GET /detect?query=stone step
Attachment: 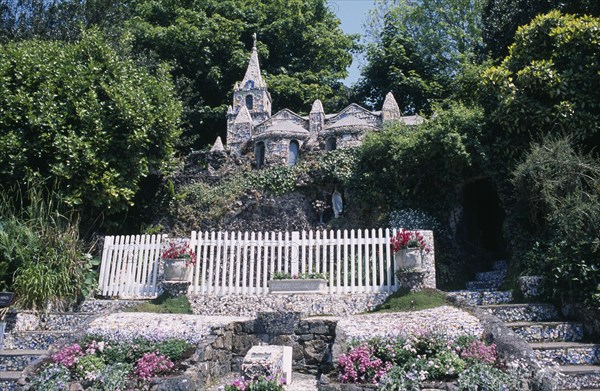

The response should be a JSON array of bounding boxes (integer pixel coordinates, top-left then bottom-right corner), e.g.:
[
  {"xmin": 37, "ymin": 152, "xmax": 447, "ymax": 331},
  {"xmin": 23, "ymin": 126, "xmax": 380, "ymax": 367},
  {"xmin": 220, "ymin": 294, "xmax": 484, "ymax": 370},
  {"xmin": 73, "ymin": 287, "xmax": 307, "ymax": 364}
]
[
  {"xmin": 480, "ymin": 303, "xmax": 559, "ymax": 322},
  {"xmin": 508, "ymin": 321, "xmax": 584, "ymax": 343},
  {"xmin": 556, "ymin": 365, "xmax": 600, "ymax": 390},
  {"xmin": 11, "ymin": 312, "xmax": 96, "ymax": 332},
  {"xmin": 0, "ymin": 370, "xmax": 21, "ymax": 390},
  {"xmin": 2, "ymin": 331, "xmax": 75, "ymax": 350},
  {"xmin": 465, "ymin": 280, "xmax": 503, "ymax": 291},
  {"xmin": 475, "ymin": 270, "xmax": 507, "ymax": 282},
  {"xmin": 492, "ymin": 260, "xmax": 508, "ymax": 271},
  {"xmin": 531, "ymin": 342, "xmax": 600, "ymax": 366},
  {"xmin": 446, "ymin": 290, "xmax": 512, "ymax": 306},
  {"xmin": 0, "ymin": 349, "xmax": 49, "ymax": 371},
  {"xmin": 40, "ymin": 313, "xmax": 95, "ymax": 332}
]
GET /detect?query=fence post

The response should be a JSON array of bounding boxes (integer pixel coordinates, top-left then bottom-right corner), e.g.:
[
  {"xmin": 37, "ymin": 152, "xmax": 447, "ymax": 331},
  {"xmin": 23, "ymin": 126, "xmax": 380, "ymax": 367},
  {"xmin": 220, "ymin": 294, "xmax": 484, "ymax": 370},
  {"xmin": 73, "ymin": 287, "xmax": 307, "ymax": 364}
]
[{"xmin": 290, "ymin": 231, "xmax": 300, "ymax": 277}]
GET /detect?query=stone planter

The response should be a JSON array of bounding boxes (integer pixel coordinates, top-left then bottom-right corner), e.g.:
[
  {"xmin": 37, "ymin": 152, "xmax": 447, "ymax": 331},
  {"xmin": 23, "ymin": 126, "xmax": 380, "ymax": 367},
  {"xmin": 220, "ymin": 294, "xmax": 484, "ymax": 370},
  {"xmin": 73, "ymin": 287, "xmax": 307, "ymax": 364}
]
[
  {"xmin": 394, "ymin": 248, "xmax": 422, "ymax": 270},
  {"xmin": 268, "ymin": 279, "xmax": 327, "ymax": 294},
  {"xmin": 163, "ymin": 258, "xmax": 192, "ymax": 282},
  {"xmin": 396, "ymin": 269, "xmax": 427, "ymax": 293}
]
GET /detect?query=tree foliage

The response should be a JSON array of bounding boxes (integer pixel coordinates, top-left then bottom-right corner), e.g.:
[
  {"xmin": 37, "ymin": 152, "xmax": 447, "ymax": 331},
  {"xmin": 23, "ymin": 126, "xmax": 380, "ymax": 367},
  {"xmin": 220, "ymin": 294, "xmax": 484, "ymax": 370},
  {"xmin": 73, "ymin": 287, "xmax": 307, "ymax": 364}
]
[
  {"xmin": 356, "ymin": 104, "xmax": 484, "ymax": 215},
  {"xmin": 482, "ymin": 0, "xmax": 600, "ymax": 61},
  {"xmin": 0, "ymin": 30, "xmax": 182, "ymax": 219},
  {"xmin": 357, "ymin": 0, "xmax": 484, "ymax": 113},
  {"xmin": 126, "ymin": 0, "xmax": 355, "ymax": 149},
  {"xmin": 482, "ymin": 11, "xmax": 600, "ymax": 168}
]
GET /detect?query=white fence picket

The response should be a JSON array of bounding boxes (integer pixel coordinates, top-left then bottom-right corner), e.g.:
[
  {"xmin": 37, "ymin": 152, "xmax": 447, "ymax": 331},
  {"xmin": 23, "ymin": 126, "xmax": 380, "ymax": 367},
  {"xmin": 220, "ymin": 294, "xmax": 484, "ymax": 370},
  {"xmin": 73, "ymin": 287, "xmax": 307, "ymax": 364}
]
[
  {"xmin": 98, "ymin": 234, "xmax": 163, "ymax": 298},
  {"xmin": 99, "ymin": 228, "xmax": 417, "ymax": 297}
]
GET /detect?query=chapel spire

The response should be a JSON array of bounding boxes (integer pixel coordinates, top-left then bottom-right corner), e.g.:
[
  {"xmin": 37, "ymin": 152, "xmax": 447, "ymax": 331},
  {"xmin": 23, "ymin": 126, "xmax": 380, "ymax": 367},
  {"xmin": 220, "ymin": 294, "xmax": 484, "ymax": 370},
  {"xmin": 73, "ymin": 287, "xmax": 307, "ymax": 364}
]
[{"xmin": 241, "ymin": 33, "xmax": 266, "ymax": 89}]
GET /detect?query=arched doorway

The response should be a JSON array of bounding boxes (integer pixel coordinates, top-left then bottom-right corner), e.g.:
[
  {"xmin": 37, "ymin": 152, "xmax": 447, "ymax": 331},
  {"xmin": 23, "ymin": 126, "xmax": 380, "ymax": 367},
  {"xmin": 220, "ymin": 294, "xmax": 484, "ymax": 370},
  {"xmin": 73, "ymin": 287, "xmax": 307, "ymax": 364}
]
[{"xmin": 326, "ymin": 137, "xmax": 337, "ymax": 151}]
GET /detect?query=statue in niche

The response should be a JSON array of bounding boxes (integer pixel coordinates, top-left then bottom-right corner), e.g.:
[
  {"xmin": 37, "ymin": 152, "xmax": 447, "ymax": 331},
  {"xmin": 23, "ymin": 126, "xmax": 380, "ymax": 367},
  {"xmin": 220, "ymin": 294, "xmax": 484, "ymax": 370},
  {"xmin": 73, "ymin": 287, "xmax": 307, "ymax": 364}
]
[{"xmin": 332, "ymin": 190, "xmax": 343, "ymax": 218}]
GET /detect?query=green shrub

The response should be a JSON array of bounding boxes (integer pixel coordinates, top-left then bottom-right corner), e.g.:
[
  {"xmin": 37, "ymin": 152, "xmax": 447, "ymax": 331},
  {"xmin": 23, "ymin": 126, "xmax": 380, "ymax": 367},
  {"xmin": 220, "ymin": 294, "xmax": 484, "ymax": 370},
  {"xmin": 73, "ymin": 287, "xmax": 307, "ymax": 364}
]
[
  {"xmin": 511, "ymin": 138, "xmax": 600, "ymax": 307},
  {"xmin": 92, "ymin": 363, "xmax": 133, "ymax": 391},
  {"xmin": 457, "ymin": 363, "xmax": 513, "ymax": 390},
  {"xmin": 74, "ymin": 355, "xmax": 106, "ymax": 382},
  {"xmin": 0, "ymin": 185, "xmax": 94, "ymax": 310},
  {"xmin": 29, "ymin": 364, "xmax": 71, "ymax": 390}
]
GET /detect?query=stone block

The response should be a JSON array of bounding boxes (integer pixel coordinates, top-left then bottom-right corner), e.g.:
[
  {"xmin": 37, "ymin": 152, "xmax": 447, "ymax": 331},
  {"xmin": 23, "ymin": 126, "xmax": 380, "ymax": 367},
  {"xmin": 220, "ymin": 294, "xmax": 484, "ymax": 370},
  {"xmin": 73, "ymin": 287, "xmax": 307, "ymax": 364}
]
[
  {"xmin": 242, "ymin": 345, "xmax": 292, "ymax": 384},
  {"xmin": 255, "ymin": 312, "xmax": 301, "ymax": 335}
]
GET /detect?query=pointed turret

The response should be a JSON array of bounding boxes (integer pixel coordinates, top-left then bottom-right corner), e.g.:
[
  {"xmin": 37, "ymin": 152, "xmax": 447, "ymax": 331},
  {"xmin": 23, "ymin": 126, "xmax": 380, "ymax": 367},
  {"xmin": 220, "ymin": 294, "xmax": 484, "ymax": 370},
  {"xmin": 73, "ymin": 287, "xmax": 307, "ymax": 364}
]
[
  {"xmin": 210, "ymin": 136, "xmax": 225, "ymax": 152},
  {"xmin": 382, "ymin": 92, "xmax": 401, "ymax": 121},
  {"xmin": 234, "ymin": 105, "xmax": 252, "ymax": 124},
  {"xmin": 310, "ymin": 99, "xmax": 324, "ymax": 114},
  {"xmin": 309, "ymin": 99, "xmax": 325, "ymax": 133}
]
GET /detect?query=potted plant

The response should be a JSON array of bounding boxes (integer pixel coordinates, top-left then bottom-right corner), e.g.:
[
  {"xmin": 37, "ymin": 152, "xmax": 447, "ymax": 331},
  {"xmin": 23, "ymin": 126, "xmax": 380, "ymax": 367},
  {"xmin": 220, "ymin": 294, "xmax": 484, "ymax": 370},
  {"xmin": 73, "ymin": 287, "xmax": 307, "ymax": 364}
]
[
  {"xmin": 161, "ymin": 240, "xmax": 196, "ymax": 282},
  {"xmin": 268, "ymin": 272, "xmax": 328, "ymax": 294},
  {"xmin": 390, "ymin": 229, "xmax": 430, "ymax": 270}
]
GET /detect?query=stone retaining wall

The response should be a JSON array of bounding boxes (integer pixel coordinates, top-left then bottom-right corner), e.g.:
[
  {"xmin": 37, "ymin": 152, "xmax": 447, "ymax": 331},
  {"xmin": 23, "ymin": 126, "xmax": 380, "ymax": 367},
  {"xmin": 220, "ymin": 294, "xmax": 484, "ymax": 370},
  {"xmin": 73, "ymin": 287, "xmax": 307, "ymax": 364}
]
[{"xmin": 192, "ymin": 312, "xmax": 337, "ymax": 385}]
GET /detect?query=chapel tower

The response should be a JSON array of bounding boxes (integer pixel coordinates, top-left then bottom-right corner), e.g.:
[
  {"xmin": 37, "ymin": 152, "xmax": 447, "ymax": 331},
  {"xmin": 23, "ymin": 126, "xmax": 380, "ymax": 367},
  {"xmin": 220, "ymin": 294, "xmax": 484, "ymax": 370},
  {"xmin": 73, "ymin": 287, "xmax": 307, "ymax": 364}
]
[{"xmin": 227, "ymin": 34, "xmax": 272, "ymax": 153}]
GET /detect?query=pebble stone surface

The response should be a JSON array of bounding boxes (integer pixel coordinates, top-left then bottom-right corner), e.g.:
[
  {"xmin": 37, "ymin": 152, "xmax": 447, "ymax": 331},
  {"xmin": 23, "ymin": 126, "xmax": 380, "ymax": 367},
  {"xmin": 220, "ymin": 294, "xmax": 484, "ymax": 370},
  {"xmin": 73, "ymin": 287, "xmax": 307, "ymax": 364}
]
[
  {"xmin": 338, "ymin": 305, "xmax": 484, "ymax": 341},
  {"xmin": 86, "ymin": 313, "xmax": 251, "ymax": 343}
]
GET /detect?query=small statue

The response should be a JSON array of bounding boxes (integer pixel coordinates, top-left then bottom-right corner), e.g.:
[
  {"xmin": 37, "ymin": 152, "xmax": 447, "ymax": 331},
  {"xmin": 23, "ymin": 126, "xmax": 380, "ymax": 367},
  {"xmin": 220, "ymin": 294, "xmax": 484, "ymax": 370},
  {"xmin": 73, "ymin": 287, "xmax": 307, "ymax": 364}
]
[{"xmin": 332, "ymin": 190, "xmax": 343, "ymax": 218}]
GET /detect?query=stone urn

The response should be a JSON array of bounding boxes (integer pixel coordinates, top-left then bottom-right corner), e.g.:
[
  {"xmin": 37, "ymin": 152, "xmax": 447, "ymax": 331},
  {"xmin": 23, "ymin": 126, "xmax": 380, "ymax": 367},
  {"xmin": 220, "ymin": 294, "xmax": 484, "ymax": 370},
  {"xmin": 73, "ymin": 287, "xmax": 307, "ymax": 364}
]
[
  {"xmin": 394, "ymin": 248, "xmax": 422, "ymax": 270},
  {"xmin": 163, "ymin": 258, "xmax": 192, "ymax": 282}
]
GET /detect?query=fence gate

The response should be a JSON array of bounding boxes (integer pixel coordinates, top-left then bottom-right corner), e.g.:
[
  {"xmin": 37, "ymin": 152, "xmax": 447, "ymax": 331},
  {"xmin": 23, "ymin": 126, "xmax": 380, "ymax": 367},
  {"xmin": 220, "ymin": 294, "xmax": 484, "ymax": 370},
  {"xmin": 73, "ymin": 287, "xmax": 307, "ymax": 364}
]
[{"xmin": 98, "ymin": 234, "xmax": 165, "ymax": 298}]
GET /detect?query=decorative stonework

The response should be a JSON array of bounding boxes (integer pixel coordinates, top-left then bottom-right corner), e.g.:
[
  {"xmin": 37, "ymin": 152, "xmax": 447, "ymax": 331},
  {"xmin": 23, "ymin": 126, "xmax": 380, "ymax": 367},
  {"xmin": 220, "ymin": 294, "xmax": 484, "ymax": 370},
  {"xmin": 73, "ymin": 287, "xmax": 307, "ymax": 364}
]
[{"xmin": 225, "ymin": 39, "xmax": 423, "ymax": 166}]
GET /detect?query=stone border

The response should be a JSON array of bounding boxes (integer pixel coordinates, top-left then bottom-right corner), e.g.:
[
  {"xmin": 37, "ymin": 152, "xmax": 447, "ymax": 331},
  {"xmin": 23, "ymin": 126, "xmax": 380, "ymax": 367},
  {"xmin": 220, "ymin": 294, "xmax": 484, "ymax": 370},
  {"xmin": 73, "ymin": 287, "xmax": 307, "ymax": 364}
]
[{"xmin": 189, "ymin": 293, "xmax": 391, "ymax": 317}]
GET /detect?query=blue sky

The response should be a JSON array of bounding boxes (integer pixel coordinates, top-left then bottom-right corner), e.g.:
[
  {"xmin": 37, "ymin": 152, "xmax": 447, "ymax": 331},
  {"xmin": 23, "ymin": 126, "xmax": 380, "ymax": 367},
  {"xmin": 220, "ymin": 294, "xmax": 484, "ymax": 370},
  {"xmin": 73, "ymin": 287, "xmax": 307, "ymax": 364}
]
[{"xmin": 327, "ymin": 0, "xmax": 377, "ymax": 85}]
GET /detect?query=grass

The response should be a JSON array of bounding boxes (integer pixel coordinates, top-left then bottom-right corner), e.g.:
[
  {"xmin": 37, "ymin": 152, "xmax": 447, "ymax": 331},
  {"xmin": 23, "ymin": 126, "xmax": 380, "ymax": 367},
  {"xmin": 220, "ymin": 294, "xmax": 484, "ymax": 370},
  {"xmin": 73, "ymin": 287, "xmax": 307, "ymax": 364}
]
[
  {"xmin": 124, "ymin": 292, "xmax": 192, "ymax": 314},
  {"xmin": 371, "ymin": 288, "xmax": 448, "ymax": 313}
]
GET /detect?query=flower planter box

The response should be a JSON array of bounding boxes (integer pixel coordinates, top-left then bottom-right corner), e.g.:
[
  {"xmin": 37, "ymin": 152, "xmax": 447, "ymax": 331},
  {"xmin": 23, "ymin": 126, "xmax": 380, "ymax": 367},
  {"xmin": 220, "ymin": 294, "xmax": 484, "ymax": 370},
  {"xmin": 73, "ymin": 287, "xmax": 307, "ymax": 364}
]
[
  {"xmin": 163, "ymin": 258, "xmax": 192, "ymax": 282},
  {"xmin": 268, "ymin": 279, "xmax": 327, "ymax": 294}
]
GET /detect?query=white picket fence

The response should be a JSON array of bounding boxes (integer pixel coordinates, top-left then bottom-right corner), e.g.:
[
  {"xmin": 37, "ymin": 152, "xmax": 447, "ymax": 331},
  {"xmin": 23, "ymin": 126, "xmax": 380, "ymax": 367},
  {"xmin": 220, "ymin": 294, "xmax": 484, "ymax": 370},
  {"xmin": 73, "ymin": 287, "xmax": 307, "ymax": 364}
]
[
  {"xmin": 189, "ymin": 229, "xmax": 399, "ymax": 295},
  {"xmin": 98, "ymin": 229, "xmax": 405, "ymax": 298},
  {"xmin": 98, "ymin": 234, "xmax": 165, "ymax": 298}
]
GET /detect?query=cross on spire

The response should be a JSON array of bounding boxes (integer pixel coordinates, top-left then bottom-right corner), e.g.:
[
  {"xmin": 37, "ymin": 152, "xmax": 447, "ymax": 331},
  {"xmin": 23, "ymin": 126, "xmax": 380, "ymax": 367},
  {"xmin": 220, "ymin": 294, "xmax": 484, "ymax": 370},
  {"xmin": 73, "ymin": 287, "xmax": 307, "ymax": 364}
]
[{"xmin": 252, "ymin": 32, "xmax": 257, "ymax": 48}]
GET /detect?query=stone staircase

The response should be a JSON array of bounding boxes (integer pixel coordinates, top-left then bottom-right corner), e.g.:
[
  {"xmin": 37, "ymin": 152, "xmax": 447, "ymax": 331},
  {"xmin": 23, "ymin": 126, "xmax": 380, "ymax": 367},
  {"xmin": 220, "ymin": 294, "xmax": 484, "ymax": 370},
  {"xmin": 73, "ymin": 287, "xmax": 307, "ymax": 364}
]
[
  {"xmin": 450, "ymin": 260, "xmax": 600, "ymax": 390},
  {"xmin": 0, "ymin": 311, "xmax": 96, "ymax": 390}
]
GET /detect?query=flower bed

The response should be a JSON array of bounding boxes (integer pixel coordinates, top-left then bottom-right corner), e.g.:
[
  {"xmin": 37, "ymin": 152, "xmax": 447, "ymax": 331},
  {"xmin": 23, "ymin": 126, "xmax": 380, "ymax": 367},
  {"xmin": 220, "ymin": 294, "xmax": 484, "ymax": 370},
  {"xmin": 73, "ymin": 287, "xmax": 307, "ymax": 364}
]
[
  {"xmin": 334, "ymin": 332, "xmax": 528, "ymax": 390},
  {"xmin": 28, "ymin": 336, "xmax": 194, "ymax": 390}
]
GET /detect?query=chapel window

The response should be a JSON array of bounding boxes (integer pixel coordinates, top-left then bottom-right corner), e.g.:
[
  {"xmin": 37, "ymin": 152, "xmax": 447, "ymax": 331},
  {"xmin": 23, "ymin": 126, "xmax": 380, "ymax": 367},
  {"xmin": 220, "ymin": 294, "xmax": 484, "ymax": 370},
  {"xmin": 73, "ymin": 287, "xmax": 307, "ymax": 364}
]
[
  {"xmin": 255, "ymin": 142, "xmax": 265, "ymax": 169},
  {"xmin": 288, "ymin": 140, "xmax": 299, "ymax": 166}
]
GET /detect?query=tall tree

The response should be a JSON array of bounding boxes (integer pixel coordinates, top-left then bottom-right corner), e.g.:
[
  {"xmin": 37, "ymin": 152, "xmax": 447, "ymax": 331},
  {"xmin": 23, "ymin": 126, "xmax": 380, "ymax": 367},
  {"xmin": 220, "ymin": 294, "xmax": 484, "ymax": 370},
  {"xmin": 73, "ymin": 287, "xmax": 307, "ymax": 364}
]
[
  {"xmin": 482, "ymin": 10, "xmax": 600, "ymax": 163},
  {"xmin": 126, "ymin": 0, "xmax": 356, "ymax": 150},
  {"xmin": 0, "ymin": 29, "xmax": 182, "ymax": 222},
  {"xmin": 482, "ymin": 0, "xmax": 600, "ymax": 61},
  {"xmin": 357, "ymin": 0, "xmax": 484, "ymax": 114}
]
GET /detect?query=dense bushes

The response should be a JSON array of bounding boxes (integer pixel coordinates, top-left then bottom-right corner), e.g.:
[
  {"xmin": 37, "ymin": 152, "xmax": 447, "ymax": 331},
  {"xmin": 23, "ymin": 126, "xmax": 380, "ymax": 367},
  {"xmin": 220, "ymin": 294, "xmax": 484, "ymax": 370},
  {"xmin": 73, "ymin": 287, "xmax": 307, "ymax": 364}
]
[
  {"xmin": 0, "ymin": 185, "xmax": 96, "ymax": 310},
  {"xmin": 511, "ymin": 138, "xmax": 600, "ymax": 307},
  {"xmin": 30, "ymin": 337, "xmax": 193, "ymax": 389},
  {"xmin": 336, "ymin": 333, "xmax": 525, "ymax": 390},
  {"xmin": 0, "ymin": 29, "xmax": 182, "ymax": 225}
]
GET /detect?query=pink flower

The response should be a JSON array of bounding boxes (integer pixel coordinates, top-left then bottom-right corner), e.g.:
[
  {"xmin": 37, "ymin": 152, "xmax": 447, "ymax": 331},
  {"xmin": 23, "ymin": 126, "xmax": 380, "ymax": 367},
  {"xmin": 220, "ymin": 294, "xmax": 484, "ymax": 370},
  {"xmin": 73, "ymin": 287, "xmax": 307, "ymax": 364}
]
[{"xmin": 134, "ymin": 352, "xmax": 174, "ymax": 381}]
